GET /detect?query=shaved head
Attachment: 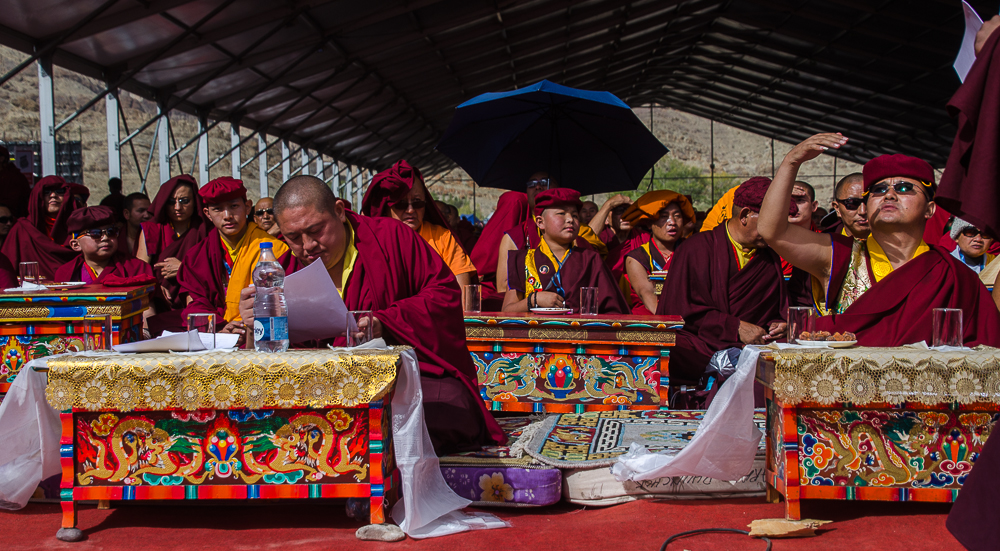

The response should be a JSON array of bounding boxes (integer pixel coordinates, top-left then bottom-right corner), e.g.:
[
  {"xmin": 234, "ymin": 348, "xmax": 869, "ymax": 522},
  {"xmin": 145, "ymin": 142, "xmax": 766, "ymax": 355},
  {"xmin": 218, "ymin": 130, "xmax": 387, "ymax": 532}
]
[
  {"xmin": 834, "ymin": 173, "xmax": 864, "ymax": 199},
  {"xmin": 274, "ymin": 175, "xmax": 340, "ymax": 217}
]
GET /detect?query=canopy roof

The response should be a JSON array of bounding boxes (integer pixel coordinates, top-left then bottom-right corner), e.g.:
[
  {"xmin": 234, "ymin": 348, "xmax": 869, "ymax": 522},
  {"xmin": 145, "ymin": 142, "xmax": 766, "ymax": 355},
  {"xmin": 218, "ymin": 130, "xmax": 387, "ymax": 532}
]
[{"xmin": 0, "ymin": 0, "xmax": 978, "ymax": 174}]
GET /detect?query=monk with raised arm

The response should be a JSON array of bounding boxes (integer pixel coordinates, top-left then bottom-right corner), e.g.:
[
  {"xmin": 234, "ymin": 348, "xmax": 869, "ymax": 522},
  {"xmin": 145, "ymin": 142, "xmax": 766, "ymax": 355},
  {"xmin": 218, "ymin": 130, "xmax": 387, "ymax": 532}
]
[
  {"xmin": 758, "ymin": 133, "xmax": 1000, "ymax": 344},
  {"xmin": 238, "ymin": 176, "xmax": 503, "ymax": 454}
]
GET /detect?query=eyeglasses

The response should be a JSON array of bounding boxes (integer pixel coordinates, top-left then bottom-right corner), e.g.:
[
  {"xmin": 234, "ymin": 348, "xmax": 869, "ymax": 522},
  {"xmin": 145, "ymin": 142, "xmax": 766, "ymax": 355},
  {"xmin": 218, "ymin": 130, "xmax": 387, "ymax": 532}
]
[
  {"xmin": 255, "ymin": 208, "xmax": 274, "ymax": 217},
  {"xmin": 46, "ymin": 189, "xmax": 66, "ymax": 197},
  {"xmin": 836, "ymin": 197, "xmax": 865, "ymax": 210},
  {"xmin": 526, "ymin": 178, "xmax": 550, "ymax": 190},
  {"xmin": 168, "ymin": 197, "xmax": 192, "ymax": 205},
  {"xmin": 0, "ymin": 216, "xmax": 12, "ymax": 224},
  {"xmin": 76, "ymin": 226, "xmax": 120, "ymax": 240},
  {"xmin": 390, "ymin": 199, "xmax": 426, "ymax": 211},
  {"xmin": 961, "ymin": 227, "xmax": 989, "ymax": 239},
  {"xmin": 867, "ymin": 180, "xmax": 928, "ymax": 197}
]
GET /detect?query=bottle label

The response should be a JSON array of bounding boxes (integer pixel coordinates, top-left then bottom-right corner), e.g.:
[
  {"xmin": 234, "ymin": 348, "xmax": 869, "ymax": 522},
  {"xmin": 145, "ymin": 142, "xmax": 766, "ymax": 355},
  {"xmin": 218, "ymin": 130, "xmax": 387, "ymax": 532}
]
[{"xmin": 253, "ymin": 316, "xmax": 288, "ymax": 342}]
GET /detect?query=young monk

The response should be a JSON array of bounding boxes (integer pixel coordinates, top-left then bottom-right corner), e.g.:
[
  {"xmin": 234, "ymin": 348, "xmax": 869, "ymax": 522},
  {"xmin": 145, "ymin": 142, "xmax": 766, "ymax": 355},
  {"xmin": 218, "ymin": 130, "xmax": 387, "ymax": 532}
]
[
  {"xmin": 503, "ymin": 189, "xmax": 628, "ymax": 314},
  {"xmin": 237, "ymin": 176, "xmax": 503, "ymax": 455},
  {"xmin": 622, "ymin": 190, "xmax": 695, "ymax": 314},
  {"xmin": 758, "ymin": 133, "xmax": 1000, "ymax": 345},
  {"xmin": 118, "ymin": 192, "xmax": 152, "ymax": 257},
  {"xmin": 2, "ymin": 176, "xmax": 90, "ymax": 279},
  {"xmin": 55, "ymin": 206, "xmax": 155, "ymax": 285},
  {"xmin": 361, "ymin": 160, "xmax": 477, "ymax": 288},
  {"xmin": 177, "ymin": 177, "xmax": 288, "ymax": 335}
]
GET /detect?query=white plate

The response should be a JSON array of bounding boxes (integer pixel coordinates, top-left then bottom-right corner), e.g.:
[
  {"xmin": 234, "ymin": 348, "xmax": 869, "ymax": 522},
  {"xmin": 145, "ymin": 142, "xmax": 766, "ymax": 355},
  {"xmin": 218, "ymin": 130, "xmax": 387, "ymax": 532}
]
[
  {"xmin": 45, "ymin": 282, "xmax": 88, "ymax": 289},
  {"xmin": 531, "ymin": 307, "xmax": 572, "ymax": 314},
  {"xmin": 796, "ymin": 340, "xmax": 857, "ymax": 348}
]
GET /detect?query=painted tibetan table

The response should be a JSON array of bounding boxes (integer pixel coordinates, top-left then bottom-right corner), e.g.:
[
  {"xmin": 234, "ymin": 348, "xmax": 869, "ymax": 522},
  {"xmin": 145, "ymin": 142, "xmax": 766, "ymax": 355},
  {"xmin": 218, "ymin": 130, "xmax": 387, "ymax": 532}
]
[
  {"xmin": 0, "ymin": 283, "xmax": 151, "ymax": 401},
  {"xmin": 41, "ymin": 348, "xmax": 402, "ymax": 541},
  {"xmin": 757, "ymin": 346, "xmax": 1000, "ymax": 520},
  {"xmin": 465, "ymin": 313, "xmax": 683, "ymax": 412}
]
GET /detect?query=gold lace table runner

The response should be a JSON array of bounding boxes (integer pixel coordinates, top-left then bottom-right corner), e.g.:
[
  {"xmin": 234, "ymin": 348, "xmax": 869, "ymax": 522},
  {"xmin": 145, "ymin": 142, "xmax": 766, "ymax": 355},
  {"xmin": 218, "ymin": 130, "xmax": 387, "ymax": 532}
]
[
  {"xmin": 44, "ymin": 348, "xmax": 405, "ymax": 411},
  {"xmin": 762, "ymin": 346, "xmax": 1000, "ymax": 406}
]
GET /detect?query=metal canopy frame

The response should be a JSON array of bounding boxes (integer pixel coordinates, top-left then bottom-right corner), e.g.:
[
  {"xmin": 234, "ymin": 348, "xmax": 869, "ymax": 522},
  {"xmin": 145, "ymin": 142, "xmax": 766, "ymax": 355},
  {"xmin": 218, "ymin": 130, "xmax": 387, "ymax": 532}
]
[{"xmin": 0, "ymin": 0, "xmax": 979, "ymax": 189}]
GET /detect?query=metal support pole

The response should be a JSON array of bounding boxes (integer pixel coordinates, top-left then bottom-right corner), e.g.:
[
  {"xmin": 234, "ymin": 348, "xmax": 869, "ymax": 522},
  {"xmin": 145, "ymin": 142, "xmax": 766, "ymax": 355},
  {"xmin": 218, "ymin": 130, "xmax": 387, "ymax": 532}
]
[
  {"xmin": 316, "ymin": 155, "xmax": 325, "ymax": 181},
  {"xmin": 230, "ymin": 123, "xmax": 240, "ymax": 180},
  {"xmin": 281, "ymin": 141, "xmax": 291, "ymax": 182},
  {"xmin": 106, "ymin": 88, "xmax": 121, "ymax": 180},
  {"xmin": 355, "ymin": 168, "xmax": 365, "ymax": 208},
  {"xmin": 258, "ymin": 134, "xmax": 267, "ymax": 198},
  {"xmin": 38, "ymin": 57, "xmax": 56, "ymax": 177},
  {"xmin": 770, "ymin": 137, "xmax": 775, "ymax": 178},
  {"xmin": 198, "ymin": 117, "xmax": 209, "ymax": 185},
  {"xmin": 158, "ymin": 105, "xmax": 170, "ymax": 184},
  {"xmin": 344, "ymin": 165, "xmax": 354, "ymax": 202},
  {"xmin": 301, "ymin": 149, "xmax": 309, "ymax": 176}
]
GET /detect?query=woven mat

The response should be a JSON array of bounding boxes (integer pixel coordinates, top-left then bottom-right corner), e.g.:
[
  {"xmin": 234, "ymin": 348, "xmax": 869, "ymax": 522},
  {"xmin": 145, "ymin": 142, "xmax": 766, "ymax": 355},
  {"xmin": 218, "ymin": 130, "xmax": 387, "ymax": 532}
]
[{"xmin": 524, "ymin": 410, "xmax": 766, "ymax": 468}]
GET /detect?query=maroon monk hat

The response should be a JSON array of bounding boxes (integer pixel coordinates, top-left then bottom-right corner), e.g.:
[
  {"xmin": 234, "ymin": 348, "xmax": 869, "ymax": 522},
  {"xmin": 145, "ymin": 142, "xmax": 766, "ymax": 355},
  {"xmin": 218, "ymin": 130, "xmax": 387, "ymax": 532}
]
[
  {"xmin": 863, "ymin": 154, "xmax": 936, "ymax": 195},
  {"xmin": 67, "ymin": 206, "xmax": 116, "ymax": 234},
  {"xmin": 733, "ymin": 176, "xmax": 798, "ymax": 216},
  {"xmin": 198, "ymin": 177, "xmax": 247, "ymax": 205},
  {"xmin": 534, "ymin": 188, "xmax": 583, "ymax": 216}
]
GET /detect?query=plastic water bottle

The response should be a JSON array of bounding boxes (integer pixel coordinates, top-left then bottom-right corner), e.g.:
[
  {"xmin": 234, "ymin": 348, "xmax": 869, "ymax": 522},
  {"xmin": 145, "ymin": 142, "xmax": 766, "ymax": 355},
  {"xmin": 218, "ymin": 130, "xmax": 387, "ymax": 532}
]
[{"xmin": 252, "ymin": 242, "xmax": 289, "ymax": 352}]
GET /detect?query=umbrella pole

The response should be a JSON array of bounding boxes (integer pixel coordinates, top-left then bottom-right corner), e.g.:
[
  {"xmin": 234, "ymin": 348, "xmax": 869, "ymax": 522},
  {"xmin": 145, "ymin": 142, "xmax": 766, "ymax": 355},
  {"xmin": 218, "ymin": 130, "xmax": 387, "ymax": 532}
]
[{"xmin": 472, "ymin": 177, "xmax": 476, "ymax": 221}]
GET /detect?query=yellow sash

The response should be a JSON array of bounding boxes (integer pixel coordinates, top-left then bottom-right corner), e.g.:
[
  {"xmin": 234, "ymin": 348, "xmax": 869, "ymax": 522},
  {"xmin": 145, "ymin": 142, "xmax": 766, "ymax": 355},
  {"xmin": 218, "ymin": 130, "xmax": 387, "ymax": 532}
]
[
  {"xmin": 223, "ymin": 222, "xmax": 289, "ymax": 322},
  {"xmin": 524, "ymin": 238, "xmax": 569, "ymax": 298},
  {"xmin": 578, "ymin": 225, "xmax": 608, "ymax": 257}
]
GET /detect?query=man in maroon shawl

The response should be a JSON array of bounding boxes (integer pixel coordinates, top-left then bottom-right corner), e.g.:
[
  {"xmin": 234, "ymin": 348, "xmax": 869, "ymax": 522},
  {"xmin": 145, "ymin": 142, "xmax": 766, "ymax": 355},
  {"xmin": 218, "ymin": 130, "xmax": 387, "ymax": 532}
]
[
  {"xmin": 656, "ymin": 176, "xmax": 790, "ymax": 386},
  {"xmin": 0, "ymin": 146, "xmax": 30, "ymax": 219},
  {"xmin": 238, "ymin": 175, "xmax": 503, "ymax": 455},
  {"xmin": 758, "ymin": 133, "xmax": 1000, "ymax": 346},
  {"xmin": 503, "ymin": 189, "xmax": 629, "ymax": 314},
  {"xmin": 1, "ymin": 176, "xmax": 89, "ymax": 279},
  {"xmin": 470, "ymin": 190, "xmax": 529, "ymax": 310},
  {"xmin": 55, "ymin": 206, "xmax": 155, "ymax": 286}
]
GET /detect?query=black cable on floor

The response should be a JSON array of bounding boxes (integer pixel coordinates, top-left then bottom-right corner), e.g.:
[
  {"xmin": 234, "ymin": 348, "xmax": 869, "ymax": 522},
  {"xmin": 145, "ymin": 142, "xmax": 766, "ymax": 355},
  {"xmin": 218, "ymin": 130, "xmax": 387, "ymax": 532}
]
[{"xmin": 660, "ymin": 528, "xmax": 772, "ymax": 551}]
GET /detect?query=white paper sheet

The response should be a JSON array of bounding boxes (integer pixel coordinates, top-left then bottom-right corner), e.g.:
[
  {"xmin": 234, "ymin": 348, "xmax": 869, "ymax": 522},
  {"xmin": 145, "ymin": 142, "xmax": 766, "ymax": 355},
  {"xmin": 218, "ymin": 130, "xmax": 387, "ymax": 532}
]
[
  {"xmin": 162, "ymin": 331, "xmax": 240, "ymax": 350},
  {"xmin": 112, "ymin": 329, "xmax": 206, "ymax": 353},
  {"xmin": 955, "ymin": 1, "xmax": 984, "ymax": 82},
  {"xmin": 283, "ymin": 259, "xmax": 351, "ymax": 342},
  {"xmin": 3, "ymin": 282, "xmax": 46, "ymax": 292}
]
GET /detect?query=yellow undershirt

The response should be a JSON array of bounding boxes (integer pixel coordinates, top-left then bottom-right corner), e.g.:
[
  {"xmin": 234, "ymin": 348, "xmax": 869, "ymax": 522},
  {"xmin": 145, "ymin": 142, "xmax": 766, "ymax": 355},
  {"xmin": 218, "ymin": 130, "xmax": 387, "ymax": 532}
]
[
  {"xmin": 325, "ymin": 222, "xmax": 358, "ymax": 298},
  {"xmin": 724, "ymin": 222, "xmax": 756, "ymax": 269},
  {"xmin": 866, "ymin": 235, "xmax": 929, "ymax": 283}
]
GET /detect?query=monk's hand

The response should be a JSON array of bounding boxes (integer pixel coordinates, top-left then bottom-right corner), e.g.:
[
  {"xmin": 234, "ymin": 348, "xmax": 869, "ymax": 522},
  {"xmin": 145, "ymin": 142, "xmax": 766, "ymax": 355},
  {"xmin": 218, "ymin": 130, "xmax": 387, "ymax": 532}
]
[
  {"xmin": 738, "ymin": 321, "xmax": 768, "ymax": 345},
  {"xmin": 155, "ymin": 257, "xmax": 182, "ymax": 279},
  {"xmin": 603, "ymin": 194, "xmax": 631, "ymax": 209},
  {"xmin": 534, "ymin": 291, "xmax": 565, "ymax": 309},
  {"xmin": 976, "ymin": 15, "xmax": 1000, "ymax": 56},
  {"xmin": 764, "ymin": 321, "xmax": 787, "ymax": 342},
  {"xmin": 238, "ymin": 285, "xmax": 256, "ymax": 328},
  {"xmin": 785, "ymin": 133, "xmax": 848, "ymax": 167}
]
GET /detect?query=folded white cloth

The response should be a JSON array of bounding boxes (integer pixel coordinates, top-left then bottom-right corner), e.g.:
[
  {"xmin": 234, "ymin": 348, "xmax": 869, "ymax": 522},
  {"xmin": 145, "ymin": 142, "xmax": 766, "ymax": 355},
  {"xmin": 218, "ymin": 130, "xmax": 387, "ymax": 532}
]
[{"xmin": 4, "ymin": 282, "xmax": 46, "ymax": 292}]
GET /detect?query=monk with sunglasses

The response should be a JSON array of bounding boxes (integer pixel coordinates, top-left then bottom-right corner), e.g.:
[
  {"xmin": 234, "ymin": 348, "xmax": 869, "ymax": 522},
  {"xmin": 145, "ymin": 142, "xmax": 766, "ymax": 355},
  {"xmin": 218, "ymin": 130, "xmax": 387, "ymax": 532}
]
[
  {"xmin": 759, "ymin": 132, "xmax": 1000, "ymax": 346},
  {"xmin": 829, "ymin": 173, "xmax": 870, "ymax": 240}
]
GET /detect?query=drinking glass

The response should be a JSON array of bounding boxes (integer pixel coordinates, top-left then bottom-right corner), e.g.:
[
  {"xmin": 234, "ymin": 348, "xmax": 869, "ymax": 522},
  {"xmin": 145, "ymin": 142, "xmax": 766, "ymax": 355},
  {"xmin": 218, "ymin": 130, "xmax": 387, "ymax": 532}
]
[
  {"xmin": 932, "ymin": 308, "xmax": 963, "ymax": 347},
  {"xmin": 19, "ymin": 261, "xmax": 39, "ymax": 286},
  {"xmin": 787, "ymin": 307, "xmax": 814, "ymax": 344},
  {"xmin": 462, "ymin": 284, "xmax": 482, "ymax": 313},
  {"xmin": 83, "ymin": 314, "xmax": 113, "ymax": 351},
  {"xmin": 347, "ymin": 310, "xmax": 374, "ymax": 347},
  {"xmin": 579, "ymin": 287, "xmax": 599, "ymax": 315},
  {"xmin": 187, "ymin": 313, "xmax": 216, "ymax": 350}
]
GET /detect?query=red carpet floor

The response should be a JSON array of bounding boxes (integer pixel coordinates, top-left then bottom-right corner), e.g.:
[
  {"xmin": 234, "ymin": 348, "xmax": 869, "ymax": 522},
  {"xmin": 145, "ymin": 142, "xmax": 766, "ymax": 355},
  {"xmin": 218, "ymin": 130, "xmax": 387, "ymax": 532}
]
[{"xmin": 0, "ymin": 497, "xmax": 963, "ymax": 551}]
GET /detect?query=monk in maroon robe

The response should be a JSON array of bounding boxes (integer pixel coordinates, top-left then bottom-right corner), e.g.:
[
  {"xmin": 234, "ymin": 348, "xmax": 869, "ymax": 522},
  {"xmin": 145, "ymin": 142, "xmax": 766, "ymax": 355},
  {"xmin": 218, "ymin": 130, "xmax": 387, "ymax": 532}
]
[
  {"xmin": 503, "ymin": 189, "xmax": 629, "ymax": 314},
  {"xmin": 54, "ymin": 206, "xmax": 155, "ymax": 286},
  {"xmin": 0, "ymin": 251, "xmax": 17, "ymax": 289},
  {"xmin": 758, "ymin": 133, "xmax": 1000, "ymax": 346},
  {"xmin": 470, "ymin": 190, "xmax": 529, "ymax": 310},
  {"xmin": 0, "ymin": 145, "xmax": 31, "ymax": 219},
  {"xmin": 656, "ymin": 177, "xmax": 790, "ymax": 385},
  {"xmin": 238, "ymin": 175, "xmax": 503, "ymax": 455},
  {"xmin": 1, "ymin": 176, "xmax": 89, "ymax": 279}
]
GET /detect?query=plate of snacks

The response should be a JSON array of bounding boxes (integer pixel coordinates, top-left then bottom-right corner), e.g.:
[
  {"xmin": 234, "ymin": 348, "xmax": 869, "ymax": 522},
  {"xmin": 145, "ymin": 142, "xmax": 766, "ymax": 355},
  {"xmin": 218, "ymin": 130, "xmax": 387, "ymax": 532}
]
[{"xmin": 796, "ymin": 331, "xmax": 857, "ymax": 348}]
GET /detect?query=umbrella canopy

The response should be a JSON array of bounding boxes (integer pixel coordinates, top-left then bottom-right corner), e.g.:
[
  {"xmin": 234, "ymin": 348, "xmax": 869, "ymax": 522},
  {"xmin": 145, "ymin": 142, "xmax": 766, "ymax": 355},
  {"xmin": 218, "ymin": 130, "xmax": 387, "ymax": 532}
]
[{"xmin": 436, "ymin": 80, "xmax": 668, "ymax": 195}]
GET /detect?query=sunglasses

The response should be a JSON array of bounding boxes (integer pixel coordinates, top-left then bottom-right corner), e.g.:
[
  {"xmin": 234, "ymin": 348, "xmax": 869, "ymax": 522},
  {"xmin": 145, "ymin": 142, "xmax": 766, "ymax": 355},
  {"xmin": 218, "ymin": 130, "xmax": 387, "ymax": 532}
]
[
  {"xmin": 47, "ymin": 189, "xmax": 66, "ymax": 197},
  {"xmin": 836, "ymin": 197, "xmax": 865, "ymax": 210},
  {"xmin": 390, "ymin": 199, "xmax": 426, "ymax": 211},
  {"xmin": 168, "ymin": 197, "xmax": 192, "ymax": 205},
  {"xmin": 76, "ymin": 226, "xmax": 120, "ymax": 240},
  {"xmin": 961, "ymin": 227, "xmax": 988, "ymax": 239},
  {"xmin": 255, "ymin": 208, "xmax": 274, "ymax": 217},
  {"xmin": 526, "ymin": 178, "xmax": 550, "ymax": 190},
  {"xmin": 0, "ymin": 216, "xmax": 12, "ymax": 224},
  {"xmin": 867, "ymin": 180, "xmax": 928, "ymax": 197}
]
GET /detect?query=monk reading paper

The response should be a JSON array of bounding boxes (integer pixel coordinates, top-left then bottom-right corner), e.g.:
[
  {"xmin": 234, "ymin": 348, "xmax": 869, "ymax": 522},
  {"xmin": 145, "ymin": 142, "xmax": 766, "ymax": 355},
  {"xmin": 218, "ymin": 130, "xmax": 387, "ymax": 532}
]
[
  {"xmin": 2, "ymin": 176, "xmax": 89, "ymax": 279},
  {"xmin": 238, "ymin": 176, "xmax": 504, "ymax": 455},
  {"xmin": 503, "ymin": 189, "xmax": 628, "ymax": 314},
  {"xmin": 622, "ymin": 190, "xmax": 695, "ymax": 315},
  {"xmin": 757, "ymin": 133, "xmax": 1000, "ymax": 344},
  {"xmin": 656, "ymin": 177, "xmax": 790, "ymax": 386},
  {"xmin": 177, "ymin": 177, "xmax": 288, "ymax": 336}
]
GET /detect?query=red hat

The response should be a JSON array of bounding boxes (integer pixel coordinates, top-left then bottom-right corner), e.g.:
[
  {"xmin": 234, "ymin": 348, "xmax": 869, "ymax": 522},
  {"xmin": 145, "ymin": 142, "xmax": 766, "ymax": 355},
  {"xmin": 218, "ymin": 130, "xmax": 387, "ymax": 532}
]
[
  {"xmin": 534, "ymin": 188, "xmax": 583, "ymax": 216},
  {"xmin": 67, "ymin": 206, "xmax": 116, "ymax": 234},
  {"xmin": 733, "ymin": 176, "xmax": 798, "ymax": 216},
  {"xmin": 198, "ymin": 177, "xmax": 247, "ymax": 205},
  {"xmin": 863, "ymin": 154, "xmax": 935, "ymax": 195}
]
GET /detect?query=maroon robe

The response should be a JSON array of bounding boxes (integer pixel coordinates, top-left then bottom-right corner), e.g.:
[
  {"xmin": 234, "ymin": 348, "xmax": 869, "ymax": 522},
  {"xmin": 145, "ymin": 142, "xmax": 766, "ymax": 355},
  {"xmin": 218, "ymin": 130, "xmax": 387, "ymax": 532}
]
[
  {"xmin": 116, "ymin": 227, "xmax": 141, "ymax": 258},
  {"xmin": 176, "ymin": 227, "xmax": 230, "ymax": 321},
  {"xmin": 812, "ymin": 234, "xmax": 1000, "ymax": 347},
  {"xmin": 54, "ymin": 253, "xmax": 154, "ymax": 285},
  {"xmin": 142, "ymin": 175, "xmax": 209, "ymax": 309},
  {"xmin": 948, "ymin": 412, "xmax": 1000, "ymax": 551},
  {"xmin": 655, "ymin": 223, "xmax": 787, "ymax": 385},
  {"xmin": 470, "ymin": 191, "xmax": 529, "ymax": 308},
  {"xmin": 606, "ymin": 229, "xmax": 650, "ymax": 282},
  {"xmin": 1, "ymin": 177, "xmax": 89, "ymax": 279},
  {"xmin": 507, "ymin": 244, "xmax": 629, "ymax": 314},
  {"xmin": 624, "ymin": 239, "xmax": 676, "ymax": 315},
  {"xmin": 280, "ymin": 212, "xmax": 504, "ymax": 454},
  {"xmin": 0, "ymin": 163, "xmax": 31, "ymax": 219}
]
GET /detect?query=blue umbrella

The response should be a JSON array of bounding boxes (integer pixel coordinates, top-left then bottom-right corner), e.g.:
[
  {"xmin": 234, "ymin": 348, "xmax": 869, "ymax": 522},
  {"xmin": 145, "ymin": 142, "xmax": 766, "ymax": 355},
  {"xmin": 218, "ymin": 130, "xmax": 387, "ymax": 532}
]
[{"xmin": 436, "ymin": 80, "xmax": 668, "ymax": 195}]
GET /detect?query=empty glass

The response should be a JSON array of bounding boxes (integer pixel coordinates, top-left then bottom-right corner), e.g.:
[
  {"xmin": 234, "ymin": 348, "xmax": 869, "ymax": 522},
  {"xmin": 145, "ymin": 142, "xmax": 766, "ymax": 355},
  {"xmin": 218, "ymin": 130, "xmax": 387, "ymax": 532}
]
[
  {"xmin": 463, "ymin": 284, "xmax": 482, "ymax": 313},
  {"xmin": 187, "ymin": 313, "xmax": 216, "ymax": 350},
  {"xmin": 787, "ymin": 307, "xmax": 814, "ymax": 343},
  {"xmin": 83, "ymin": 314, "xmax": 113, "ymax": 351},
  {"xmin": 579, "ymin": 287, "xmax": 599, "ymax": 315},
  {"xmin": 933, "ymin": 308, "xmax": 963, "ymax": 347},
  {"xmin": 19, "ymin": 261, "xmax": 39, "ymax": 286},
  {"xmin": 347, "ymin": 310, "xmax": 374, "ymax": 347}
]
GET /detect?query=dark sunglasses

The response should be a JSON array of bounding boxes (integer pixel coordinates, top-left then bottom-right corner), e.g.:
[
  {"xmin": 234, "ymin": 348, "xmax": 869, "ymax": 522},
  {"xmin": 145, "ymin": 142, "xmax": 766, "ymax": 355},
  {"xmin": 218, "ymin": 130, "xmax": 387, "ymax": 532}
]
[
  {"xmin": 526, "ymin": 178, "xmax": 550, "ymax": 190},
  {"xmin": 390, "ymin": 199, "xmax": 426, "ymax": 211},
  {"xmin": 47, "ymin": 188, "xmax": 66, "ymax": 196},
  {"xmin": 0, "ymin": 216, "xmax": 13, "ymax": 224},
  {"xmin": 255, "ymin": 208, "xmax": 274, "ymax": 217},
  {"xmin": 961, "ymin": 227, "xmax": 988, "ymax": 239},
  {"xmin": 76, "ymin": 226, "xmax": 120, "ymax": 240},
  {"xmin": 868, "ymin": 180, "xmax": 922, "ymax": 197},
  {"xmin": 836, "ymin": 197, "xmax": 865, "ymax": 210},
  {"xmin": 168, "ymin": 197, "xmax": 192, "ymax": 205}
]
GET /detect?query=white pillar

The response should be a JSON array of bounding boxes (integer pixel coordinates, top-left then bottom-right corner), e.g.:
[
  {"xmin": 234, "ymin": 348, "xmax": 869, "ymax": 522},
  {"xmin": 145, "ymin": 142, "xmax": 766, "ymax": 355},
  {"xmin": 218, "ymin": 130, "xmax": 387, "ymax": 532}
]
[
  {"xmin": 38, "ymin": 57, "xmax": 56, "ymax": 177},
  {"xmin": 158, "ymin": 106, "xmax": 170, "ymax": 184},
  {"xmin": 105, "ymin": 89, "xmax": 121, "ymax": 180},
  {"xmin": 281, "ymin": 140, "xmax": 290, "ymax": 183},
  {"xmin": 355, "ymin": 167, "xmax": 365, "ymax": 207},
  {"xmin": 230, "ymin": 123, "xmax": 240, "ymax": 180},
  {"xmin": 197, "ymin": 117, "xmax": 209, "ymax": 185},
  {"xmin": 301, "ymin": 149, "xmax": 309, "ymax": 176},
  {"xmin": 316, "ymin": 155, "xmax": 324, "ymax": 181},
  {"xmin": 258, "ymin": 134, "xmax": 267, "ymax": 198}
]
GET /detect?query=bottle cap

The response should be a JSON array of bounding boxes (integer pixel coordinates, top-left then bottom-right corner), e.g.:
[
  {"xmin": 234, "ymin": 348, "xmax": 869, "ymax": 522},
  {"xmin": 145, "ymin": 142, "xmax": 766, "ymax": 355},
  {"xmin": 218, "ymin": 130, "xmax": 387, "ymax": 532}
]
[{"xmin": 259, "ymin": 242, "xmax": 272, "ymax": 249}]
